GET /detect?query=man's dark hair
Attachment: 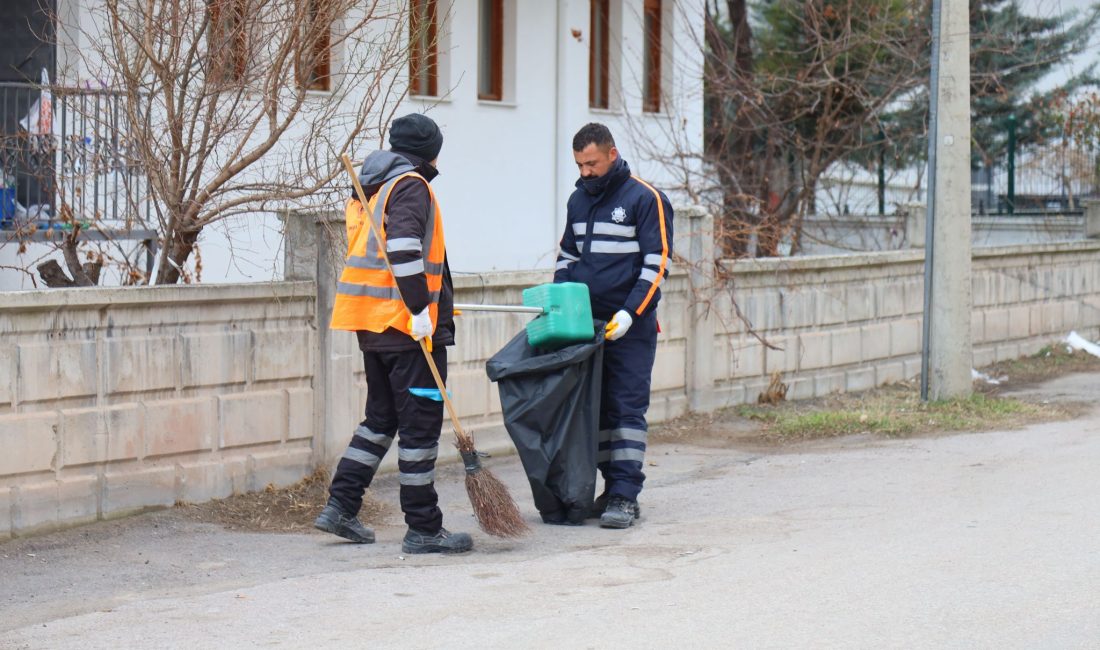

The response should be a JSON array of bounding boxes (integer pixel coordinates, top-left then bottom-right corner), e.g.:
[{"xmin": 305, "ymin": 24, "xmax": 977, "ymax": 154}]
[{"xmin": 572, "ymin": 122, "xmax": 616, "ymax": 152}]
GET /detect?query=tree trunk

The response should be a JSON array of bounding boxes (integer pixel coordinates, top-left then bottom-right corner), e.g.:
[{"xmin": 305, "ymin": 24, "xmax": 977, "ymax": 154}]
[
  {"xmin": 706, "ymin": 2, "xmax": 759, "ymax": 260},
  {"xmin": 155, "ymin": 229, "xmax": 199, "ymax": 284},
  {"xmin": 37, "ymin": 260, "xmax": 76, "ymax": 288},
  {"xmin": 727, "ymin": 0, "xmax": 753, "ymax": 75},
  {"xmin": 720, "ymin": 197, "xmax": 752, "ymax": 257},
  {"xmin": 61, "ymin": 231, "xmax": 97, "ymax": 286}
]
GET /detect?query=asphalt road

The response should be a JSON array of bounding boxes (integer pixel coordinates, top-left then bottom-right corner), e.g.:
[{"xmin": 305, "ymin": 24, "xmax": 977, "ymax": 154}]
[{"xmin": 3, "ymin": 375, "xmax": 1099, "ymax": 649}]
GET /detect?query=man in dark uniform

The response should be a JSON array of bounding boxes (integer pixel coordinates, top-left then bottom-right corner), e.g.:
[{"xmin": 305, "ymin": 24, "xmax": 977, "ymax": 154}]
[
  {"xmin": 315, "ymin": 113, "xmax": 472, "ymax": 554},
  {"xmin": 554, "ymin": 123, "xmax": 674, "ymax": 529}
]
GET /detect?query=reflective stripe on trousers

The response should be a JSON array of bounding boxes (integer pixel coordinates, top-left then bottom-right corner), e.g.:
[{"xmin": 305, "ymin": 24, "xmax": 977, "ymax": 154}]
[
  {"xmin": 327, "ymin": 347, "xmax": 448, "ymax": 531},
  {"xmin": 597, "ymin": 309, "xmax": 658, "ymax": 501},
  {"xmin": 597, "ymin": 427, "xmax": 648, "ymax": 463}
]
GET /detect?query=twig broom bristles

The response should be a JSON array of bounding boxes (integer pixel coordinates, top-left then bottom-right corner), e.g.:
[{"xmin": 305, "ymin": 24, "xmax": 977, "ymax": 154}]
[{"xmin": 340, "ymin": 154, "xmax": 528, "ymax": 538}]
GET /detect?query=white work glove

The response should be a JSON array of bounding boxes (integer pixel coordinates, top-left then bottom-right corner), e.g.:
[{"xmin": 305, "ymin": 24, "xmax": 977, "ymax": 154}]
[
  {"xmin": 409, "ymin": 307, "xmax": 434, "ymax": 340},
  {"xmin": 605, "ymin": 309, "xmax": 633, "ymax": 341}
]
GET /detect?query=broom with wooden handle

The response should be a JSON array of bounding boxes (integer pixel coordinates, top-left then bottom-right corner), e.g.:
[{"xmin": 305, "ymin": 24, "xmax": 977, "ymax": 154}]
[{"xmin": 340, "ymin": 154, "xmax": 528, "ymax": 538}]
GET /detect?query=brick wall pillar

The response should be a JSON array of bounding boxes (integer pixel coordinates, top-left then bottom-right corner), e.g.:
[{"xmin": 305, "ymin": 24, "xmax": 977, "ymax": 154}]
[
  {"xmin": 904, "ymin": 203, "xmax": 927, "ymax": 248},
  {"xmin": 1085, "ymin": 200, "xmax": 1100, "ymax": 239}
]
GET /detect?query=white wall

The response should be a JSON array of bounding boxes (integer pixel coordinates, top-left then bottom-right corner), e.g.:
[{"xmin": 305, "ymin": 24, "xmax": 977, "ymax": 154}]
[
  {"xmin": 395, "ymin": 0, "xmax": 705, "ymax": 274},
  {"xmin": 0, "ymin": 0, "xmax": 705, "ymax": 288},
  {"xmin": 404, "ymin": 1, "xmax": 561, "ymax": 274}
]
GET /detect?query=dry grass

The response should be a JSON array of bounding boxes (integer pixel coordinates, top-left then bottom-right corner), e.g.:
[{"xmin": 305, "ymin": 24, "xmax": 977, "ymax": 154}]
[
  {"xmin": 177, "ymin": 468, "xmax": 389, "ymax": 533},
  {"xmin": 735, "ymin": 382, "xmax": 1069, "ymax": 441},
  {"xmin": 651, "ymin": 343, "xmax": 1100, "ymax": 446}
]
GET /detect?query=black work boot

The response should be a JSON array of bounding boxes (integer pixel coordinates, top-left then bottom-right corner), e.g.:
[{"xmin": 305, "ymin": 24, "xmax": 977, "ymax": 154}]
[
  {"xmin": 599, "ymin": 496, "xmax": 641, "ymax": 529},
  {"xmin": 401, "ymin": 527, "xmax": 473, "ymax": 554},
  {"xmin": 313, "ymin": 498, "xmax": 375, "ymax": 543},
  {"xmin": 588, "ymin": 491, "xmax": 641, "ymax": 520}
]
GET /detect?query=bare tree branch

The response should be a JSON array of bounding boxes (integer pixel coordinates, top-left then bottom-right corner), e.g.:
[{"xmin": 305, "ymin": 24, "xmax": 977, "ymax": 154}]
[{"xmin": 51, "ymin": 0, "xmax": 411, "ymax": 284}]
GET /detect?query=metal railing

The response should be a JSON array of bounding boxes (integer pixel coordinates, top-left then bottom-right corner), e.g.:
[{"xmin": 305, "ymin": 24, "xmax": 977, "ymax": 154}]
[
  {"xmin": 817, "ymin": 140, "xmax": 1100, "ymax": 219},
  {"xmin": 973, "ymin": 145, "xmax": 1100, "ymax": 215},
  {"xmin": 1, "ymin": 81, "xmax": 152, "ymax": 234}
]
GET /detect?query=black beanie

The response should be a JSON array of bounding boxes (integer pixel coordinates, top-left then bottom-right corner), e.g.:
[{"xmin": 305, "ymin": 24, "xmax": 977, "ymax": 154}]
[{"xmin": 388, "ymin": 113, "xmax": 443, "ymax": 162}]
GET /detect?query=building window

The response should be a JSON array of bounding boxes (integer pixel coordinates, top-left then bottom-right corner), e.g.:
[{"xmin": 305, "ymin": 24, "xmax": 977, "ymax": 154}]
[
  {"xmin": 207, "ymin": 0, "xmax": 248, "ymax": 84},
  {"xmin": 301, "ymin": 0, "xmax": 332, "ymax": 91},
  {"xmin": 478, "ymin": 0, "xmax": 503, "ymax": 101},
  {"xmin": 589, "ymin": 0, "xmax": 610, "ymax": 109},
  {"xmin": 409, "ymin": 0, "xmax": 438, "ymax": 96},
  {"xmin": 642, "ymin": 0, "xmax": 662, "ymax": 112}
]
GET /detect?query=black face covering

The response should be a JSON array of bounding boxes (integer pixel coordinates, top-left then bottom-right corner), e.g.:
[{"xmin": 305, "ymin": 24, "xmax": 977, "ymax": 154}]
[
  {"xmin": 579, "ymin": 156, "xmax": 626, "ymax": 196},
  {"xmin": 415, "ymin": 159, "xmax": 440, "ymax": 182},
  {"xmin": 397, "ymin": 151, "xmax": 439, "ymax": 182}
]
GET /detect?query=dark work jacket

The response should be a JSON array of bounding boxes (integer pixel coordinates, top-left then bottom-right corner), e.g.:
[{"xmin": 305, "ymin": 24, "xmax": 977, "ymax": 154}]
[
  {"xmin": 553, "ymin": 157, "xmax": 674, "ymax": 321},
  {"xmin": 354, "ymin": 151, "xmax": 455, "ymax": 352}
]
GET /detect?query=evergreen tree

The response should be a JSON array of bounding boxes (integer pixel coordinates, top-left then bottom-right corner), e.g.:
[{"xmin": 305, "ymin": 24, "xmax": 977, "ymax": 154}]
[
  {"xmin": 884, "ymin": 0, "xmax": 1100, "ymax": 167},
  {"xmin": 970, "ymin": 0, "xmax": 1099, "ymax": 165}
]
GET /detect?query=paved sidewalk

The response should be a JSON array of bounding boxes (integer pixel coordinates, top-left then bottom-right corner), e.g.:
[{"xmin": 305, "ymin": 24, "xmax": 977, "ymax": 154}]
[{"xmin": 3, "ymin": 375, "xmax": 1100, "ymax": 649}]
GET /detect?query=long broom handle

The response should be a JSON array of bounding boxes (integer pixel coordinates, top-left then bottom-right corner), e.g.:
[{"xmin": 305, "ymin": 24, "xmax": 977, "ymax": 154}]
[{"xmin": 340, "ymin": 154, "xmax": 472, "ymax": 444}]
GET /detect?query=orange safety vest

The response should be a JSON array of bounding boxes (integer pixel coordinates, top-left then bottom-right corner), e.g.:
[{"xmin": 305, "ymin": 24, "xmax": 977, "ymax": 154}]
[{"xmin": 330, "ymin": 172, "xmax": 446, "ymax": 333}]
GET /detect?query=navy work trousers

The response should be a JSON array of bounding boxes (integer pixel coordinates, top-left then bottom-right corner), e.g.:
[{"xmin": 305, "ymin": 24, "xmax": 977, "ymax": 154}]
[
  {"xmin": 598, "ymin": 309, "xmax": 657, "ymax": 501},
  {"xmin": 328, "ymin": 347, "xmax": 447, "ymax": 532}
]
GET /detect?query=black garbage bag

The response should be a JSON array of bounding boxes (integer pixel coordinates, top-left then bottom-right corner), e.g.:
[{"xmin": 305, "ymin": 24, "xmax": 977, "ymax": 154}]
[{"xmin": 485, "ymin": 325, "xmax": 604, "ymax": 525}]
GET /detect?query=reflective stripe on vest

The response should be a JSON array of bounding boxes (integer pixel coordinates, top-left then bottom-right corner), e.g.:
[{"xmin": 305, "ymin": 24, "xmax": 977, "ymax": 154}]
[{"xmin": 330, "ymin": 172, "xmax": 446, "ymax": 333}]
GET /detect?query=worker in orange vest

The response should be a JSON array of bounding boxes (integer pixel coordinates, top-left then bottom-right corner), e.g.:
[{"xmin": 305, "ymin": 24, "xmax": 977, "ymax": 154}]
[{"xmin": 314, "ymin": 114, "xmax": 472, "ymax": 554}]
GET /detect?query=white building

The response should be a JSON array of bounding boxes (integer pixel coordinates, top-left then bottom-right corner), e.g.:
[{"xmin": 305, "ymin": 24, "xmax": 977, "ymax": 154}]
[{"xmin": 0, "ymin": 0, "xmax": 704, "ymax": 289}]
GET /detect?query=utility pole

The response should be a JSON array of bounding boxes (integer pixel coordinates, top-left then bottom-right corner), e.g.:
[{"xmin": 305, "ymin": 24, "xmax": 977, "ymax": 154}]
[{"xmin": 920, "ymin": 0, "xmax": 973, "ymax": 401}]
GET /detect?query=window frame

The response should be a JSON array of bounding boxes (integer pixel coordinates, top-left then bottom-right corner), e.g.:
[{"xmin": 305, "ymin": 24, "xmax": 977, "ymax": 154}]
[
  {"xmin": 409, "ymin": 0, "xmax": 439, "ymax": 97},
  {"xmin": 589, "ymin": 0, "xmax": 610, "ymax": 109},
  {"xmin": 477, "ymin": 0, "xmax": 504, "ymax": 101},
  {"xmin": 207, "ymin": 0, "xmax": 249, "ymax": 84},
  {"xmin": 642, "ymin": 0, "xmax": 662, "ymax": 113},
  {"xmin": 301, "ymin": 0, "xmax": 332, "ymax": 92}
]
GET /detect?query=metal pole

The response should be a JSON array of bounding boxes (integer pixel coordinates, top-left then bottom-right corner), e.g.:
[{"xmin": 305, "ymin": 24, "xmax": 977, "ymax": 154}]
[
  {"xmin": 145, "ymin": 238, "xmax": 156, "ymax": 280},
  {"xmin": 878, "ymin": 128, "xmax": 886, "ymax": 215},
  {"xmin": 920, "ymin": 0, "xmax": 943, "ymax": 402},
  {"xmin": 453, "ymin": 303, "xmax": 545, "ymax": 314},
  {"xmin": 1007, "ymin": 114, "xmax": 1016, "ymax": 215}
]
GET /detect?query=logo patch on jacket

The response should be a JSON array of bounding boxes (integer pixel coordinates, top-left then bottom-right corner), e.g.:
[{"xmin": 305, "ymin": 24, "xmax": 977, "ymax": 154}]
[{"xmin": 611, "ymin": 206, "xmax": 627, "ymax": 223}]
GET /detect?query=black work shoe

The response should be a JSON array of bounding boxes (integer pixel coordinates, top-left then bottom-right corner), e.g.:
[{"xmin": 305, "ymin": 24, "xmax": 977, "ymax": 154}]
[
  {"xmin": 599, "ymin": 496, "xmax": 640, "ymax": 529},
  {"xmin": 402, "ymin": 527, "xmax": 474, "ymax": 554},
  {"xmin": 588, "ymin": 492, "xmax": 641, "ymax": 520},
  {"xmin": 313, "ymin": 501, "xmax": 375, "ymax": 544}
]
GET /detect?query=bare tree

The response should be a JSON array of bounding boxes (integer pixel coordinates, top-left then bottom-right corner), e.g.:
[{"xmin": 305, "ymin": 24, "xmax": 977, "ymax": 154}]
[
  {"xmin": 703, "ymin": 0, "xmax": 928, "ymax": 257},
  {"xmin": 46, "ymin": 0, "xmax": 411, "ymax": 285}
]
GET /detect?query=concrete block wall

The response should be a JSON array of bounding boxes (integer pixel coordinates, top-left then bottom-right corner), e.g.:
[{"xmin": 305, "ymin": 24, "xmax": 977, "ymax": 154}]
[
  {"xmin": 800, "ymin": 211, "xmax": 1088, "ymax": 255},
  {"xmin": 969, "ymin": 243, "xmax": 1100, "ymax": 367},
  {"xmin": 0, "ymin": 282, "xmax": 317, "ymax": 538},
  {"xmin": 710, "ymin": 251, "xmax": 929, "ymax": 405},
  {"xmin": 709, "ymin": 241, "xmax": 1100, "ymax": 406},
  {"xmin": 5, "ymin": 209, "xmax": 1100, "ymax": 539},
  {"xmin": 416, "ymin": 240, "xmax": 1100, "ymax": 440}
]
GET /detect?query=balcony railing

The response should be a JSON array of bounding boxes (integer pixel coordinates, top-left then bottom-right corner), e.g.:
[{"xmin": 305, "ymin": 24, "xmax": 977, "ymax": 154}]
[{"xmin": 1, "ymin": 81, "xmax": 152, "ymax": 235}]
